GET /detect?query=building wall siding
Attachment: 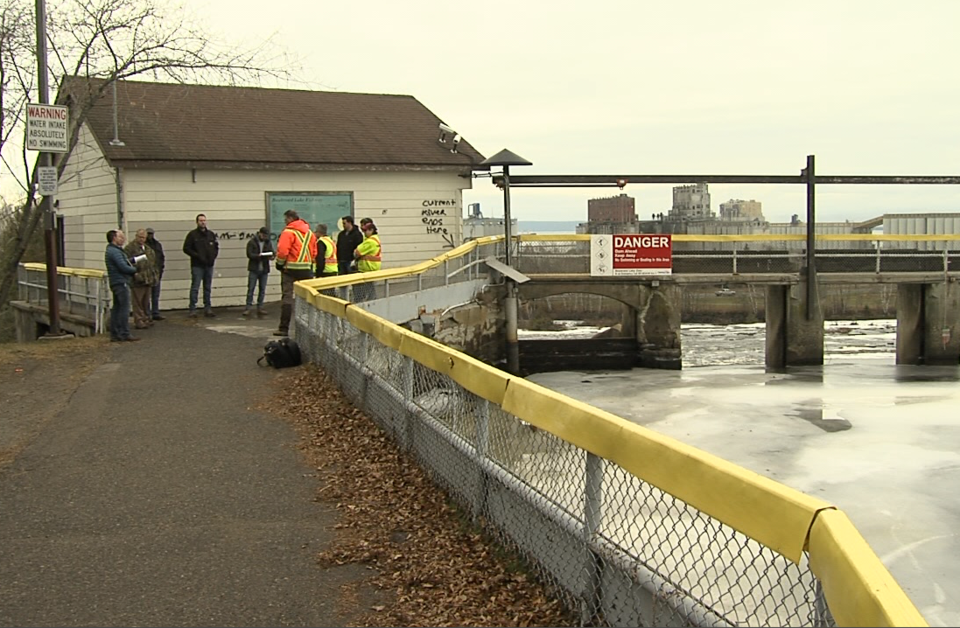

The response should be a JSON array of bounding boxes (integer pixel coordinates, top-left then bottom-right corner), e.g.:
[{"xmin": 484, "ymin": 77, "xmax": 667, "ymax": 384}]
[
  {"xmin": 62, "ymin": 164, "xmax": 471, "ymax": 310},
  {"xmin": 55, "ymin": 123, "xmax": 120, "ymax": 270}
]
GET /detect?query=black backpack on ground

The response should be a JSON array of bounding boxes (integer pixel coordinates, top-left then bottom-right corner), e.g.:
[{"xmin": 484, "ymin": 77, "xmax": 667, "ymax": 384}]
[{"xmin": 258, "ymin": 337, "xmax": 302, "ymax": 369}]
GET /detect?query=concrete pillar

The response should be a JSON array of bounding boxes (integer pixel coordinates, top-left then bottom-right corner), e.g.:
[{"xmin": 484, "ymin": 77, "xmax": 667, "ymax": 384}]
[
  {"xmin": 636, "ymin": 284, "xmax": 681, "ymax": 370},
  {"xmin": 918, "ymin": 282, "xmax": 960, "ymax": 365},
  {"xmin": 619, "ymin": 301, "xmax": 637, "ymax": 337},
  {"xmin": 896, "ymin": 284, "xmax": 923, "ymax": 365},
  {"xmin": 765, "ymin": 281, "xmax": 824, "ymax": 368},
  {"xmin": 765, "ymin": 285, "xmax": 787, "ymax": 369}
]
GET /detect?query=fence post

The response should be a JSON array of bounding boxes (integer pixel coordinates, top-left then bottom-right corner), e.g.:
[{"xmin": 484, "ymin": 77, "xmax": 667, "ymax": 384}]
[
  {"xmin": 581, "ymin": 452, "xmax": 603, "ymax": 625},
  {"xmin": 402, "ymin": 356, "xmax": 415, "ymax": 452},
  {"xmin": 474, "ymin": 399, "xmax": 491, "ymax": 520},
  {"xmin": 804, "ymin": 154, "xmax": 817, "ymax": 321}
]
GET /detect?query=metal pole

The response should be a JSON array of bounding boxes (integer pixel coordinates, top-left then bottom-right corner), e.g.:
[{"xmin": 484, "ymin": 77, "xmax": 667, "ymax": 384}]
[
  {"xmin": 36, "ymin": 0, "xmax": 61, "ymax": 335},
  {"xmin": 502, "ymin": 166, "xmax": 513, "ymax": 266},
  {"xmin": 805, "ymin": 154, "xmax": 816, "ymax": 321},
  {"xmin": 502, "ymin": 166, "xmax": 520, "ymax": 373}
]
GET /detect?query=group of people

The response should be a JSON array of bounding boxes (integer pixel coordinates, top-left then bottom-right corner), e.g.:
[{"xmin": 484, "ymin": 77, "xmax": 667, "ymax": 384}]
[
  {"xmin": 103, "ymin": 212, "xmax": 382, "ymax": 342},
  {"xmin": 103, "ymin": 227, "xmax": 165, "ymax": 342},
  {"xmin": 270, "ymin": 211, "xmax": 381, "ymax": 336}
]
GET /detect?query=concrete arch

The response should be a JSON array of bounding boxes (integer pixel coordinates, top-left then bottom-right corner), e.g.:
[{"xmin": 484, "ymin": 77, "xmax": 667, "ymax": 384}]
[
  {"xmin": 518, "ymin": 280, "xmax": 683, "ymax": 369},
  {"xmin": 518, "ymin": 281, "xmax": 646, "ymax": 311}
]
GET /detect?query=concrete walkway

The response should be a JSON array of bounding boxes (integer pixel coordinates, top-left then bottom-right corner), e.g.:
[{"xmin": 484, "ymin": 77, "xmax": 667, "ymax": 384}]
[{"xmin": 0, "ymin": 307, "xmax": 363, "ymax": 627}]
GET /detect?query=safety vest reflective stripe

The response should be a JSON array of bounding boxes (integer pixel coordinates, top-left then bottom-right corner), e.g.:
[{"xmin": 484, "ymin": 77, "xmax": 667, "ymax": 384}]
[
  {"xmin": 359, "ymin": 236, "xmax": 381, "ymax": 261},
  {"xmin": 284, "ymin": 228, "xmax": 314, "ymax": 269},
  {"xmin": 320, "ymin": 236, "xmax": 336, "ymax": 264}
]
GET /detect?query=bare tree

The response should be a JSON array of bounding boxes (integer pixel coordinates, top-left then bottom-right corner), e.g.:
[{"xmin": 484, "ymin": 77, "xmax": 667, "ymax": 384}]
[{"xmin": 0, "ymin": 0, "xmax": 297, "ymax": 311}]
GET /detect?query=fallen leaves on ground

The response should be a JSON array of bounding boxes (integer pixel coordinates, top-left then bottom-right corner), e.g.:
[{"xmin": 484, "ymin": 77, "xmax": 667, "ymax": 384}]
[{"xmin": 268, "ymin": 364, "xmax": 577, "ymax": 628}]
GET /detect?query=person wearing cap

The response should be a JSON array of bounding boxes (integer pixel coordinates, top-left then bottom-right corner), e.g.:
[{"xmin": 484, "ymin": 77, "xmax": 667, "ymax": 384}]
[
  {"xmin": 244, "ymin": 226, "xmax": 274, "ymax": 318},
  {"xmin": 144, "ymin": 227, "xmax": 166, "ymax": 320},
  {"xmin": 353, "ymin": 220, "xmax": 381, "ymax": 302},
  {"xmin": 122, "ymin": 228, "xmax": 160, "ymax": 330}
]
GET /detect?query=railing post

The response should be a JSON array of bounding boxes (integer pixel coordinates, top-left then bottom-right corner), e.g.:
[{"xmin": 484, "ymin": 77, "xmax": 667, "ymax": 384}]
[
  {"xmin": 473, "ymin": 399, "xmax": 491, "ymax": 521},
  {"xmin": 402, "ymin": 355, "xmax": 415, "ymax": 452},
  {"xmin": 732, "ymin": 246, "xmax": 739, "ymax": 275},
  {"xmin": 581, "ymin": 452, "xmax": 603, "ymax": 625},
  {"xmin": 444, "ymin": 259, "xmax": 449, "ymax": 285},
  {"xmin": 876, "ymin": 242, "xmax": 882, "ymax": 274},
  {"xmin": 804, "ymin": 154, "xmax": 817, "ymax": 321}
]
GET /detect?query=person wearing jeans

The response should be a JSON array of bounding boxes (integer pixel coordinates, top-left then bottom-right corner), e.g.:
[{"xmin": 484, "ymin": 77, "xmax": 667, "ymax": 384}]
[
  {"xmin": 103, "ymin": 229, "xmax": 140, "ymax": 342},
  {"xmin": 182, "ymin": 213, "xmax": 219, "ymax": 317},
  {"xmin": 244, "ymin": 227, "xmax": 274, "ymax": 317}
]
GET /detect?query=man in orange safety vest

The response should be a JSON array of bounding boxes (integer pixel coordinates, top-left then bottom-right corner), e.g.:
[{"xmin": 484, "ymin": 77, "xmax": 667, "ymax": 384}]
[{"xmin": 274, "ymin": 209, "xmax": 318, "ymax": 336}]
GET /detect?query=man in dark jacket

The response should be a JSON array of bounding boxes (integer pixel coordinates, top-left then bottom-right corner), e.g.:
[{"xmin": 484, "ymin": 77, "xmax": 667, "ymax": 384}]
[
  {"xmin": 182, "ymin": 213, "xmax": 219, "ymax": 317},
  {"xmin": 336, "ymin": 216, "xmax": 363, "ymax": 276},
  {"xmin": 104, "ymin": 229, "xmax": 140, "ymax": 342},
  {"xmin": 244, "ymin": 227, "xmax": 274, "ymax": 318},
  {"xmin": 145, "ymin": 227, "xmax": 165, "ymax": 320}
]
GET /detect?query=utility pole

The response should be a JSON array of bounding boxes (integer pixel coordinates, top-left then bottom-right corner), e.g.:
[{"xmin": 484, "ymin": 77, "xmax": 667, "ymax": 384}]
[{"xmin": 35, "ymin": 0, "xmax": 63, "ymax": 336}]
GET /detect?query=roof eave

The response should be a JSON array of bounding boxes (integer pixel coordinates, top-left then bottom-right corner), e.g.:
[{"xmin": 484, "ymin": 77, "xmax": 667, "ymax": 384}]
[{"xmin": 109, "ymin": 160, "xmax": 486, "ymax": 174}]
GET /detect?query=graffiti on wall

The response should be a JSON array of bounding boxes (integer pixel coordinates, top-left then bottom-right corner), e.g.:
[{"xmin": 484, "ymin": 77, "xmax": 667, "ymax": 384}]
[
  {"xmin": 422, "ymin": 199, "xmax": 456, "ymax": 235},
  {"xmin": 216, "ymin": 230, "xmax": 270, "ymax": 242}
]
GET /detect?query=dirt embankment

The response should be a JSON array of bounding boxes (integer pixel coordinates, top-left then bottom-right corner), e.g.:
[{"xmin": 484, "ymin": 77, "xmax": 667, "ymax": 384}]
[{"xmin": 0, "ymin": 337, "xmax": 110, "ymax": 471}]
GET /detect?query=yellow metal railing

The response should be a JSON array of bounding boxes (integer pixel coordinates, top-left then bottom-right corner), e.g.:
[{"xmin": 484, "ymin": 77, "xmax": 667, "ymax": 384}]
[{"xmin": 295, "ymin": 234, "xmax": 928, "ymax": 626}]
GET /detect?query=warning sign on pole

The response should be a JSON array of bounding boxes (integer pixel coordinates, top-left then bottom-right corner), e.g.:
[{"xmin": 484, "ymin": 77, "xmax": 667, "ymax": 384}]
[
  {"xmin": 38, "ymin": 166, "xmax": 58, "ymax": 196},
  {"xmin": 26, "ymin": 104, "xmax": 69, "ymax": 153},
  {"xmin": 590, "ymin": 234, "xmax": 673, "ymax": 276}
]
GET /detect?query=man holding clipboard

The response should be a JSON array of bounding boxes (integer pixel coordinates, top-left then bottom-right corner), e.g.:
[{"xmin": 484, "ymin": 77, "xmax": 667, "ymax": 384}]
[{"xmin": 244, "ymin": 226, "xmax": 275, "ymax": 318}]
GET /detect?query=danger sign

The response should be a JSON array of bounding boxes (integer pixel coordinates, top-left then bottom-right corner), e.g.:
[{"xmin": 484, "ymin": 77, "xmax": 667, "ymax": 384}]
[{"xmin": 590, "ymin": 234, "xmax": 673, "ymax": 276}]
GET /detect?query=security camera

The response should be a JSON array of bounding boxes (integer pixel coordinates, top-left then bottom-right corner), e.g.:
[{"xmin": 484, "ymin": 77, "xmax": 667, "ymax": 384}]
[{"xmin": 439, "ymin": 123, "xmax": 456, "ymax": 136}]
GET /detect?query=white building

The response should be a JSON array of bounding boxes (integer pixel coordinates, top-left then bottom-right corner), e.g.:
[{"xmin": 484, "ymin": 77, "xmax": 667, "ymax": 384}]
[{"xmin": 54, "ymin": 78, "xmax": 486, "ymax": 309}]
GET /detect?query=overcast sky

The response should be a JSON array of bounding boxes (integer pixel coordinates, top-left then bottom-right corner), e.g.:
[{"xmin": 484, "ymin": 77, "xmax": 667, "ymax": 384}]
[{"xmin": 55, "ymin": 1, "xmax": 960, "ymax": 224}]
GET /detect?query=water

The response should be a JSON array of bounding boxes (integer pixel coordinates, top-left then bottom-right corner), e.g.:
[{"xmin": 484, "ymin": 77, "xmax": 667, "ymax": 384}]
[
  {"xmin": 523, "ymin": 320, "xmax": 960, "ymax": 626},
  {"xmin": 517, "ymin": 220, "xmax": 582, "ymax": 234}
]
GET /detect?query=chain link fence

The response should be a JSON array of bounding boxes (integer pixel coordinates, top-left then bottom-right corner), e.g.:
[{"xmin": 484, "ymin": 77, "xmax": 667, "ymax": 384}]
[{"xmin": 293, "ymin": 260, "xmax": 925, "ymax": 626}]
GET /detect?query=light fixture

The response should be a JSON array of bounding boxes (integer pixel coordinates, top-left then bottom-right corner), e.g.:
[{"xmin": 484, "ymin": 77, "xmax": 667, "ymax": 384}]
[{"xmin": 438, "ymin": 122, "xmax": 456, "ymax": 143}]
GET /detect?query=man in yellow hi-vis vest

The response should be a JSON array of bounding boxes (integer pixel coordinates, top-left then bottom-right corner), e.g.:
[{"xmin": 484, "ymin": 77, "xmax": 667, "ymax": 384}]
[
  {"xmin": 313, "ymin": 223, "xmax": 338, "ymax": 278},
  {"xmin": 353, "ymin": 220, "xmax": 381, "ymax": 302},
  {"xmin": 274, "ymin": 209, "xmax": 318, "ymax": 336}
]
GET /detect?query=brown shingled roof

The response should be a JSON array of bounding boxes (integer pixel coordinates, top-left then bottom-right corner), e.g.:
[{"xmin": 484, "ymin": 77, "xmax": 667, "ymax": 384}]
[{"xmin": 63, "ymin": 77, "xmax": 486, "ymax": 171}]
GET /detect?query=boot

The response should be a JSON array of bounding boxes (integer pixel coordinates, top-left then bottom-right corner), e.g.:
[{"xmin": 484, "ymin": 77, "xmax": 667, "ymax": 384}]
[{"xmin": 275, "ymin": 303, "xmax": 292, "ymax": 336}]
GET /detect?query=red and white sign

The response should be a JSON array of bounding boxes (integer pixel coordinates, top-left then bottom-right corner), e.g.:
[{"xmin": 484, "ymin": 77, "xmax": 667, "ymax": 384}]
[
  {"xmin": 590, "ymin": 234, "xmax": 673, "ymax": 276},
  {"xmin": 26, "ymin": 104, "xmax": 69, "ymax": 153}
]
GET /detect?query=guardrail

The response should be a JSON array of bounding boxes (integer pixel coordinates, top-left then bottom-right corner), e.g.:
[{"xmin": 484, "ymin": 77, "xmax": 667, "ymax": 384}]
[
  {"xmin": 293, "ymin": 235, "xmax": 927, "ymax": 627},
  {"xmin": 17, "ymin": 263, "xmax": 110, "ymax": 334},
  {"xmin": 513, "ymin": 234, "xmax": 960, "ymax": 277}
]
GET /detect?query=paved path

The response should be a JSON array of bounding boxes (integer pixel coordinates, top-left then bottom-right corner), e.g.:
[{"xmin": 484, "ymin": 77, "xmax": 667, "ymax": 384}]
[{"xmin": 0, "ymin": 307, "xmax": 363, "ymax": 627}]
